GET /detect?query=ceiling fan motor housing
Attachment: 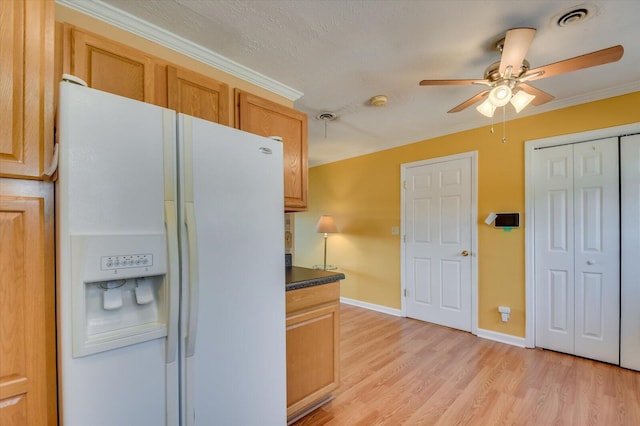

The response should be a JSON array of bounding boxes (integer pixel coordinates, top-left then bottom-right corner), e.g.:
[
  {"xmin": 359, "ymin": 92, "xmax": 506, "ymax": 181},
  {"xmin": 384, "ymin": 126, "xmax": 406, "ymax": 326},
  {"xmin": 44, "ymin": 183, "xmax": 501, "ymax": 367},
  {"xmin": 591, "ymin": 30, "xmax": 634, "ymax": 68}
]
[{"xmin": 484, "ymin": 60, "xmax": 530, "ymax": 82}]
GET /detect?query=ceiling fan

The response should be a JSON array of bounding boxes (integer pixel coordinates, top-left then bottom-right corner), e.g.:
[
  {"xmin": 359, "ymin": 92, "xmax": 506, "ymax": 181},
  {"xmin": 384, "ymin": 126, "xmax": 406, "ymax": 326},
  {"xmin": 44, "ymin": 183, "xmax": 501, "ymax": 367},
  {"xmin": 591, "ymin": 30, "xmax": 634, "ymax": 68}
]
[{"xmin": 419, "ymin": 28, "xmax": 624, "ymax": 117}]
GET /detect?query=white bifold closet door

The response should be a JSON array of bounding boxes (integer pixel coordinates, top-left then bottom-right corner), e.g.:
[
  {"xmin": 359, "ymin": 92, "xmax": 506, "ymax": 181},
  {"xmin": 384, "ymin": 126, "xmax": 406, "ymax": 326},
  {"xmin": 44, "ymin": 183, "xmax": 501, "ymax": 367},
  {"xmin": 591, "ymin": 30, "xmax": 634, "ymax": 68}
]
[
  {"xmin": 534, "ymin": 138, "xmax": 620, "ymax": 364},
  {"xmin": 621, "ymin": 134, "xmax": 640, "ymax": 371}
]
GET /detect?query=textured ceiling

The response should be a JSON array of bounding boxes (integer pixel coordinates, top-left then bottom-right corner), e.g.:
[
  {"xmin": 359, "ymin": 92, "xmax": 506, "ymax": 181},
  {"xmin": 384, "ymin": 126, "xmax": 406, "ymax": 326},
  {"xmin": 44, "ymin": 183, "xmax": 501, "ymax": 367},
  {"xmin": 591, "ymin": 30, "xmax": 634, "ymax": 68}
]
[{"xmin": 64, "ymin": 0, "xmax": 640, "ymax": 165}]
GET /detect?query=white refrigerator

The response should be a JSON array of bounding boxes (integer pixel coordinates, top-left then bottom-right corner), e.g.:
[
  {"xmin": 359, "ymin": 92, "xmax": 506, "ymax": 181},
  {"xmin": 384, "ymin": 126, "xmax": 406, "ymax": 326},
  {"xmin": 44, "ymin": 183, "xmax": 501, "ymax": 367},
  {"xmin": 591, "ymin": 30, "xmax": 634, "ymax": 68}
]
[{"xmin": 57, "ymin": 80, "xmax": 286, "ymax": 425}]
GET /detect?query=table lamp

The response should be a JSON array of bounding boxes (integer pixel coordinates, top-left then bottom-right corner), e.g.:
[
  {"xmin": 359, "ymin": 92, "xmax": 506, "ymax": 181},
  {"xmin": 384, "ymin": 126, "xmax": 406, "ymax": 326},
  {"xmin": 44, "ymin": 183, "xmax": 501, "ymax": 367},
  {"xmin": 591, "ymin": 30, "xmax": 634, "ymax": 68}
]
[{"xmin": 316, "ymin": 215, "xmax": 338, "ymax": 270}]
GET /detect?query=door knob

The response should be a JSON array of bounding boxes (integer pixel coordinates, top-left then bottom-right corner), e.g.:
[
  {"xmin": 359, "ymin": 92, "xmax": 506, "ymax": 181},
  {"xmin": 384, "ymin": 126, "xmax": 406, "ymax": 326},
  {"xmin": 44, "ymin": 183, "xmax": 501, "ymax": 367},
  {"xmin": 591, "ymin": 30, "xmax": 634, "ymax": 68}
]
[{"xmin": 461, "ymin": 250, "xmax": 469, "ymax": 257}]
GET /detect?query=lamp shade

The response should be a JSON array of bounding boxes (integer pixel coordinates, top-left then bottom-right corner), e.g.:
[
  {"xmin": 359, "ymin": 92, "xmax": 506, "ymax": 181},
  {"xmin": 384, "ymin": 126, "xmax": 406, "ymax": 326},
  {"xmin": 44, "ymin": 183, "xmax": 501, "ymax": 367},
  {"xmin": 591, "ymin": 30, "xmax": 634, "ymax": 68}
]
[
  {"xmin": 510, "ymin": 90, "xmax": 536, "ymax": 113},
  {"xmin": 476, "ymin": 98, "xmax": 496, "ymax": 118},
  {"xmin": 316, "ymin": 215, "xmax": 338, "ymax": 234},
  {"xmin": 488, "ymin": 85, "xmax": 512, "ymax": 107}
]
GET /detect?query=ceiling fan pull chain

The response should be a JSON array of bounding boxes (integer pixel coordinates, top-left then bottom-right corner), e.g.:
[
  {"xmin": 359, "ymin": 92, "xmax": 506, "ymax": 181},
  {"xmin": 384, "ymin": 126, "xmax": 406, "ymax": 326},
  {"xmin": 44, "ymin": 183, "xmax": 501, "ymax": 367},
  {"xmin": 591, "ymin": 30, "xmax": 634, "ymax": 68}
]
[{"xmin": 502, "ymin": 106, "xmax": 507, "ymax": 143}]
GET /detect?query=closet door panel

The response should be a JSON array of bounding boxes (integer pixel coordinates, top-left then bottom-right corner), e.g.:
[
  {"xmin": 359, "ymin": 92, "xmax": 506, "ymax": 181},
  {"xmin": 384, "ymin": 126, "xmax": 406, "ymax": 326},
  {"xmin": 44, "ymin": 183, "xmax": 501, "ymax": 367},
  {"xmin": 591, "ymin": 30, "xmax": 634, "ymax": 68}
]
[
  {"xmin": 573, "ymin": 139, "xmax": 619, "ymax": 364},
  {"xmin": 534, "ymin": 139, "xmax": 620, "ymax": 365},
  {"xmin": 621, "ymin": 134, "xmax": 640, "ymax": 371},
  {"xmin": 534, "ymin": 144, "xmax": 575, "ymax": 354}
]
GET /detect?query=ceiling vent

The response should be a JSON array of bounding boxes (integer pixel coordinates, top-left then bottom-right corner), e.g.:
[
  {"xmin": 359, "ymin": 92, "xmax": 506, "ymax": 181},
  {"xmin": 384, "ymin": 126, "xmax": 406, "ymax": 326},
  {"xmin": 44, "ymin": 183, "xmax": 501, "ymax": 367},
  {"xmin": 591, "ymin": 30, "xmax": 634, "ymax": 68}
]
[
  {"xmin": 554, "ymin": 4, "xmax": 595, "ymax": 27},
  {"xmin": 315, "ymin": 112, "xmax": 337, "ymax": 121}
]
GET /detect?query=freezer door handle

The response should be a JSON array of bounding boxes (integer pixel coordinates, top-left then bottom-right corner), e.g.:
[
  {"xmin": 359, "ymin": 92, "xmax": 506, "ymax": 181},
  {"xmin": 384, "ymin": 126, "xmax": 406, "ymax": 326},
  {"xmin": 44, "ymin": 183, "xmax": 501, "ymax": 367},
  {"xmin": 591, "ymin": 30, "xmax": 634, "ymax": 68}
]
[
  {"xmin": 185, "ymin": 202, "xmax": 199, "ymax": 358},
  {"xmin": 165, "ymin": 201, "xmax": 180, "ymax": 363}
]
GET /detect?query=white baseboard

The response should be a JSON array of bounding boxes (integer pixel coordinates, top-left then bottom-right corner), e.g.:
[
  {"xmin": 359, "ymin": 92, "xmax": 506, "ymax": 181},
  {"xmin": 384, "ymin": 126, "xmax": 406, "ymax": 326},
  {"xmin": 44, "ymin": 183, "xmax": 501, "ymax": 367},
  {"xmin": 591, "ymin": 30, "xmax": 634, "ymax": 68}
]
[
  {"xmin": 339, "ymin": 298, "xmax": 527, "ymax": 348},
  {"xmin": 340, "ymin": 297, "xmax": 402, "ymax": 317},
  {"xmin": 476, "ymin": 328, "xmax": 526, "ymax": 348}
]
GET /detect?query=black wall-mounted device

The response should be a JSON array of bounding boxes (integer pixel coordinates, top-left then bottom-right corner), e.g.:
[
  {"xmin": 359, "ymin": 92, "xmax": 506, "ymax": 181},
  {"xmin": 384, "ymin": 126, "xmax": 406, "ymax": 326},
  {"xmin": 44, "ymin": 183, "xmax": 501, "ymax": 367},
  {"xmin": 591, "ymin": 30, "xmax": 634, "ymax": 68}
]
[{"xmin": 493, "ymin": 212, "xmax": 520, "ymax": 228}]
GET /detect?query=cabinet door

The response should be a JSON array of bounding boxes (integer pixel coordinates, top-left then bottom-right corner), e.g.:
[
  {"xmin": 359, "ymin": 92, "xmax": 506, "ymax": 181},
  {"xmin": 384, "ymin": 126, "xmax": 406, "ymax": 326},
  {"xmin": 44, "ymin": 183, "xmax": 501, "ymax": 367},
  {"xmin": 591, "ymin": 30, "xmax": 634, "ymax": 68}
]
[
  {"xmin": 286, "ymin": 302, "xmax": 339, "ymax": 417},
  {"xmin": 0, "ymin": 0, "xmax": 54, "ymax": 179},
  {"xmin": 0, "ymin": 179, "xmax": 56, "ymax": 426},
  {"xmin": 237, "ymin": 91, "xmax": 308, "ymax": 211},
  {"xmin": 66, "ymin": 26, "xmax": 156, "ymax": 104},
  {"xmin": 167, "ymin": 66, "xmax": 229, "ymax": 125}
]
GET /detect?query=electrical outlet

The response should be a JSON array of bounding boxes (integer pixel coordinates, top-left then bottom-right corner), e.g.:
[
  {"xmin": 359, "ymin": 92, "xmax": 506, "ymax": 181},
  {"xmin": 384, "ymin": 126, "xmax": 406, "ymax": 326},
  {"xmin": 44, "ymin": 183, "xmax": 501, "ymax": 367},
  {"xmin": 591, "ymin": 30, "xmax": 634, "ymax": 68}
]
[
  {"xmin": 498, "ymin": 306, "xmax": 511, "ymax": 322},
  {"xmin": 391, "ymin": 226, "xmax": 399, "ymax": 235}
]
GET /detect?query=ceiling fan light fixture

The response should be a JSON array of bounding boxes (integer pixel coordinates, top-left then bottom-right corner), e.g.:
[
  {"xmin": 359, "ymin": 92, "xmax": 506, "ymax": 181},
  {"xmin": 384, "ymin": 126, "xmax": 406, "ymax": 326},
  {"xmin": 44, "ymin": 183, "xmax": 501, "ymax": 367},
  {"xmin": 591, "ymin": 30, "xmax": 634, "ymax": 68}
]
[
  {"xmin": 488, "ymin": 85, "xmax": 512, "ymax": 107},
  {"xmin": 510, "ymin": 90, "xmax": 536, "ymax": 113},
  {"xmin": 476, "ymin": 99, "xmax": 496, "ymax": 118}
]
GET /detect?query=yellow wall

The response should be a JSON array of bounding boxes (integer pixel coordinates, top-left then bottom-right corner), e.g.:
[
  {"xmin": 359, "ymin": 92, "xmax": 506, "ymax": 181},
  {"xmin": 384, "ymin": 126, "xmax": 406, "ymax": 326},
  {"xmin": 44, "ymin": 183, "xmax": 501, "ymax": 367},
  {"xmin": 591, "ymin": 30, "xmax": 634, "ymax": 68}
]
[{"xmin": 294, "ymin": 92, "xmax": 640, "ymax": 337}]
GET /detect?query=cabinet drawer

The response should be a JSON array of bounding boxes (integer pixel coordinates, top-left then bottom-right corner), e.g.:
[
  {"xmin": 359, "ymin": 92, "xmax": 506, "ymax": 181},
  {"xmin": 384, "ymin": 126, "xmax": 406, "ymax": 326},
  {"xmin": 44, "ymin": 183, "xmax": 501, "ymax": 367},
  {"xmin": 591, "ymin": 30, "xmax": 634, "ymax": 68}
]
[{"xmin": 286, "ymin": 281, "xmax": 340, "ymax": 314}]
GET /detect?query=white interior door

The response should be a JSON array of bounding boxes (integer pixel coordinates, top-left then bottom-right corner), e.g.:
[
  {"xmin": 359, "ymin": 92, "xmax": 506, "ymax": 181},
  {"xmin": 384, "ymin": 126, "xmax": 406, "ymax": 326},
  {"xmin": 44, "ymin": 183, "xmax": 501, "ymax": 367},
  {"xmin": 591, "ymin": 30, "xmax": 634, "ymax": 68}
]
[
  {"xmin": 403, "ymin": 154, "xmax": 474, "ymax": 332},
  {"xmin": 621, "ymin": 134, "xmax": 640, "ymax": 371},
  {"xmin": 534, "ymin": 138, "xmax": 619, "ymax": 364}
]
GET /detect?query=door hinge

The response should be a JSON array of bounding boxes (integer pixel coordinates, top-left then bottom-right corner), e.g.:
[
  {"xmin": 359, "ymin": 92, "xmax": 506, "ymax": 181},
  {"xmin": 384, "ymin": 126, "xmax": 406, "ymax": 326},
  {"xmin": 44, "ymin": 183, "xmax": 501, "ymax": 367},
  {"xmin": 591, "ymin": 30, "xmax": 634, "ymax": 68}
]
[
  {"xmin": 403, "ymin": 180, "xmax": 407, "ymax": 189},
  {"xmin": 403, "ymin": 288, "xmax": 407, "ymax": 297},
  {"xmin": 403, "ymin": 235, "xmax": 407, "ymax": 243}
]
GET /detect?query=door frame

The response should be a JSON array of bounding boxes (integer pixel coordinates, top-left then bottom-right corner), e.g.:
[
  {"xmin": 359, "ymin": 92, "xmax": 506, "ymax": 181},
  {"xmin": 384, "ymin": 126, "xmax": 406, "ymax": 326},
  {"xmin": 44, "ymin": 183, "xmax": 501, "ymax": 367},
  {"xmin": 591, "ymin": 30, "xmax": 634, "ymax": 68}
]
[
  {"xmin": 400, "ymin": 151, "xmax": 479, "ymax": 335},
  {"xmin": 524, "ymin": 122, "xmax": 640, "ymax": 348}
]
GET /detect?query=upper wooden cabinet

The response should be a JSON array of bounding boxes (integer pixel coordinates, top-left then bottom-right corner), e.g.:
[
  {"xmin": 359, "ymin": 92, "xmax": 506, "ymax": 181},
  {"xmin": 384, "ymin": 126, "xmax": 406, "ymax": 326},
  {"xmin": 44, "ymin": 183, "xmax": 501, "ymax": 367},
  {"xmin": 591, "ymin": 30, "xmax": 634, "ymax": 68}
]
[
  {"xmin": 63, "ymin": 26, "xmax": 157, "ymax": 104},
  {"xmin": 236, "ymin": 91, "xmax": 308, "ymax": 211},
  {"xmin": 0, "ymin": 0, "xmax": 54, "ymax": 179},
  {"xmin": 167, "ymin": 66, "xmax": 229, "ymax": 125},
  {"xmin": 61, "ymin": 26, "xmax": 231, "ymax": 125}
]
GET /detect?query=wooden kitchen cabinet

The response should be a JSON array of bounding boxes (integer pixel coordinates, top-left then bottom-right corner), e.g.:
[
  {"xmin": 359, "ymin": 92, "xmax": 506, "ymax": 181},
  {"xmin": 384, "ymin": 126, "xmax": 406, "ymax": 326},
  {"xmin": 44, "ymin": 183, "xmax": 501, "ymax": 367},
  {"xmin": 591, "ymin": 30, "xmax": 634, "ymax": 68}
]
[
  {"xmin": 236, "ymin": 91, "xmax": 308, "ymax": 211},
  {"xmin": 0, "ymin": 0, "xmax": 55, "ymax": 179},
  {"xmin": 61, "ymin": 26, "xmax": 232, "ymax": 123},
  {"xmin": 0, "ymin": 179, "xmax": 57, "ymax": 426},
  {"xmin": 62, "ymin": 25, "xmax": 158, "ymax": 104},
  {"xmin": 286, "ymin": 282, "xmax": 340, "ymax": 420},
  {"xmin": 167, "ymin": 65, "xmax": 230, "ymax": 125}
]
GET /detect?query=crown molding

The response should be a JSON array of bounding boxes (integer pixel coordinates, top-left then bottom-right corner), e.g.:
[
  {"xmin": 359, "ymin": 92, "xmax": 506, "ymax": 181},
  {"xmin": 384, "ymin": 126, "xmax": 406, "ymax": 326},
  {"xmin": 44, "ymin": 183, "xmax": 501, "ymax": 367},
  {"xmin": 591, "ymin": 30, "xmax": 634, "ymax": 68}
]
[{"xmin": 56, "ymin": 0, "xmax": 304, "ymax": 101}]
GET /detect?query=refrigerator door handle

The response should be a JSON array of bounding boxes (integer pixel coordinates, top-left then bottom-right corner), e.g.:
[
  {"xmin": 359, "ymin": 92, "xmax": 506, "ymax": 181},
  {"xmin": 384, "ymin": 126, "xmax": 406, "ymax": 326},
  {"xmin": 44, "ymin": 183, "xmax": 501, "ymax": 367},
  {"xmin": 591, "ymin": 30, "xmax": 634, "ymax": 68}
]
[
  {"xmin": 185, "ymin": 202, "xmax": 199, "ymax": 358},
  {"xmin": 165, "ymin": 201, "xmax": 180, "ymax": 364}
]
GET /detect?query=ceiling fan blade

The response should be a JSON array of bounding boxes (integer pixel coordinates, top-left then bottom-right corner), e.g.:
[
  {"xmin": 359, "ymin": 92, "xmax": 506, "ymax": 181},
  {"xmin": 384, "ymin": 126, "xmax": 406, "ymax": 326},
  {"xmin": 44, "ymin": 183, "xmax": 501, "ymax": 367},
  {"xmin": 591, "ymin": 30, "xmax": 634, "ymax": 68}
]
[
  {"xmin": 518, "ymin": 83, "xmax": 554, "ymax": 106},
  {"xmin": 499, "ymin": 28, "xmax": 536, "ymax": 75},
  {"xmin": 447, "ymin": 90, "xmax": 489, "ymax": 113},
  {"xmin": 419, "ymin": 79, "xmax": 486, "ymax": 86},
  {"xmin": 523, "ymin": 45, "xmax": 624, "ymax": 82}
]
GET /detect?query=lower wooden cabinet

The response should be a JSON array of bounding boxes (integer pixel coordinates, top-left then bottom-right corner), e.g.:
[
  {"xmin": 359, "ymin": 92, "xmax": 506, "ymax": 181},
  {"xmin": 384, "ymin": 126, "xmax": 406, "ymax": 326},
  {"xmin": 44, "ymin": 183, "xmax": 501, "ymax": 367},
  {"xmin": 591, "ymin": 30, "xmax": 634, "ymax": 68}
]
[
  {"xmin": 0, "ymin": 179, "xmax": 57, "ymax": 425},
  {"xmin": 285, "ymin": 282, "xmax": 340, "ymax": 420}
]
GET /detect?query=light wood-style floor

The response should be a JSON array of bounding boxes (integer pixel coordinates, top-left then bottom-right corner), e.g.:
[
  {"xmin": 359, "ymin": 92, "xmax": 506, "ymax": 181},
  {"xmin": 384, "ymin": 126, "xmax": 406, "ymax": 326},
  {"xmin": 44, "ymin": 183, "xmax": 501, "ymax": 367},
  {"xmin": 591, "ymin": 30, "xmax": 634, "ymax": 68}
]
[{"xmin": 293, "ymin": 303, "xmax": 640, "ymax": 426}]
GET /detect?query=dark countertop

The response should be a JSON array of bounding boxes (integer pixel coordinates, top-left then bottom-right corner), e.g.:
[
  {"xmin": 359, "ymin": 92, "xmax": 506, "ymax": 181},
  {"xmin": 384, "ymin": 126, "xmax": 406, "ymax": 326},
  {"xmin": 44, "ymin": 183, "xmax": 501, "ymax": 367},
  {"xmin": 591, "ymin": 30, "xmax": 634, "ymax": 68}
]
[{"xmin": 285, "ymin": 266, "xmax": 345, "ymax": 291}]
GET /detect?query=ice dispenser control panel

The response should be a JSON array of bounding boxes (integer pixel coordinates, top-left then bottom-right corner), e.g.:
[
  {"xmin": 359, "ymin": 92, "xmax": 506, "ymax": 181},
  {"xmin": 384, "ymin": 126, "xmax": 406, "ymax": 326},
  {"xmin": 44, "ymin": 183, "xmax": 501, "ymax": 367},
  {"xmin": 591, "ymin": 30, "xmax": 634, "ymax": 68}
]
[
  {"xmin": 79, "ymin": 234, "xmax": 166, "ymax": 283},
  {"xmin": 101, "ymin": 253, "xmax": 153, "ymax": 270}
]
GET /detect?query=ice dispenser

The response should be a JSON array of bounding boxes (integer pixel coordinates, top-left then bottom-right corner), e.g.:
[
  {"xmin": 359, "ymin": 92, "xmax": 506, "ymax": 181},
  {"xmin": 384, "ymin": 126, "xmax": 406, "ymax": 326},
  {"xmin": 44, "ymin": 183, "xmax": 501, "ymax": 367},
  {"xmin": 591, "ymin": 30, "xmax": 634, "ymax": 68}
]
[{"xmin": 71, "ymin": 234, "xmax": 169, "ymax": 357}]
